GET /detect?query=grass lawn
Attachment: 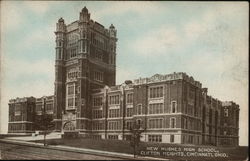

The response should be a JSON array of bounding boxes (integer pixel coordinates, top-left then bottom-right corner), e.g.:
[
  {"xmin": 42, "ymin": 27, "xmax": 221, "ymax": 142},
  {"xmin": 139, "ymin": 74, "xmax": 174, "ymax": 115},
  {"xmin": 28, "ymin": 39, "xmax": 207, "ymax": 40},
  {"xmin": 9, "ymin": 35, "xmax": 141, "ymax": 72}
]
[
  {"xmin": 33, "ymin": 138, "xmax": 137, "ymax": 154},
  {"xmin": 32, "ymin": 138, "xmax": 248, "ymax": 160}
]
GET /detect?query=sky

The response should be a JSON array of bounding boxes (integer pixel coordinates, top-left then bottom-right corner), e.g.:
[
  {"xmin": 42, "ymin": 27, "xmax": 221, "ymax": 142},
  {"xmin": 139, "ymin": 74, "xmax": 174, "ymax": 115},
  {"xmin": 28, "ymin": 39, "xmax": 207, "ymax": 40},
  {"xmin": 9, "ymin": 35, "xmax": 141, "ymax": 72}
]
[{"xmin": 0, "ymin": 1, "xmax": 248, "ymax": 146}]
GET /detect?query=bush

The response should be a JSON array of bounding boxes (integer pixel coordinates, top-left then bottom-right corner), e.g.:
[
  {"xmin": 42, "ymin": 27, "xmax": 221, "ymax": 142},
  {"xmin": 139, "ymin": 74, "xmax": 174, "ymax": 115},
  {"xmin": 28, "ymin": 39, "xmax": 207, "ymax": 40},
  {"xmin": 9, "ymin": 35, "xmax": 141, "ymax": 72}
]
[{"xmin": 49, "ymin": 140, "xmax": 63, "ymax": 145}]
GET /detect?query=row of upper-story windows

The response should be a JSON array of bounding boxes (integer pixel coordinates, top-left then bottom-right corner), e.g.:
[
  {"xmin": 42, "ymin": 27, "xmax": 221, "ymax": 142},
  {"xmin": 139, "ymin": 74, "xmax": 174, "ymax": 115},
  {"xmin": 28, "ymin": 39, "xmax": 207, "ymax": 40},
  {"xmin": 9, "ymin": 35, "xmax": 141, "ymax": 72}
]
[
  {"xmin": 94, "ymin": 49, "xmax": 103, "ymax": 61},
  {"xmin": 126, "ymin": 108, "xmax": 133, "ymax": 117},
  {"xmin": 149, "ymin": 86, "xmax": 163, "ymax": 98},
  {"xmin": 149, "ymin": 103, "xmax": 163, "ymax": 114},
  {"xmin": 94, "ymin": 71, "xmax": 103, "ymax": 82},
  {"xmin": 93, "ymin": 101, "xmax": 177, "ymax": 119},
  {"xmin": 126, "ymin": 93, "xmax": 133, "ymax": 104},
  {"xmin": 92, "ymin": 109, "xmax": 102, "ymax": 119},
  {"xmin": 93, "ymin": 97, "xmax": 103, "ymax": 107},
  {"xmin": 108, "ymin": 108, "xmax": 120, "ymax": 118},
  {"xmin": 109, "ymin": 95, "xmax": 120, "ymax": 105},
  {"xmin": 148, "ymin": 117, "xmax": 176, "ymax": 129},
  {"xmin": 67, "ymin": 32, "xmax": 79, "ymax": 47},
  {"xmin": 108, "ymin": 121, "xmax": 120, "ymax": 130},
  {"xmin": 182, "ymin": 118, "xmax": 201, "ymax": 130},
  {"xmin": 68, "ymin": 48, "xmax": 77, "ymax": 59},
  {"xmin": 90, "ymin": 32, "xmax": 109, "ymax": 51}
]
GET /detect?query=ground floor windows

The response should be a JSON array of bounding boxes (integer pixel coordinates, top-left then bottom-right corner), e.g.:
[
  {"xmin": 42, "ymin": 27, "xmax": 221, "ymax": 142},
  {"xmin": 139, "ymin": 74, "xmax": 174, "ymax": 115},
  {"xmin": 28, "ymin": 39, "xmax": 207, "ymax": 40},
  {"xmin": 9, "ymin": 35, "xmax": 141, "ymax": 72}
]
[
  {"xmin": 64, "ymin": 121, "xmax": 75, "ymax": 131},
  {"xmin": 92, "ymin": 135, "xmax": 102, "ymax": 140},
  {"xmin": 92, "ymin": 122, "xmax": 104, "ymax": 130},
  {"xmin": 108, "ymin": 135, "xmax": 118, "ymax": 140},
  {"xmin": 124, "ymin": 135, "xmax": 132, "ymax": 141},
  {"xmin": 148, "ymin": 135, "xmax": 162, "ymax": 143}
]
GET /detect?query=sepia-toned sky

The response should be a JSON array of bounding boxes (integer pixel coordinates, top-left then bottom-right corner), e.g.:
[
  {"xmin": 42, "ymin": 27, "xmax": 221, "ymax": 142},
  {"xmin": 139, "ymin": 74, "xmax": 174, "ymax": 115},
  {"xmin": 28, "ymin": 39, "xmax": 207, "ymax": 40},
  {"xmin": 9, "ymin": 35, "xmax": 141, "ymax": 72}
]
[{"xmin": 0, "ymin": 1, "xmax": 248, "ymax": 146}]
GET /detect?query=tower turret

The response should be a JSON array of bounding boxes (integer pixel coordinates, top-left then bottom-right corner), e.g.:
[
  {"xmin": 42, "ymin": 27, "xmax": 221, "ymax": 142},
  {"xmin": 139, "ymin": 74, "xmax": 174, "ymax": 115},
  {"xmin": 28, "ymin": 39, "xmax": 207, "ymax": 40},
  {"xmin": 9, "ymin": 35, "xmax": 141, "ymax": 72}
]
[
  {"xmin": 54, "ymin": 17, "xmax": 67, "ymax": 131},
  {"xmin": 109, "ymin": 24, "xmax": 117, "ymax": 38},
  {"xmin": 79, "ymin": 6, "xmax": 90, "ymax": 23}
]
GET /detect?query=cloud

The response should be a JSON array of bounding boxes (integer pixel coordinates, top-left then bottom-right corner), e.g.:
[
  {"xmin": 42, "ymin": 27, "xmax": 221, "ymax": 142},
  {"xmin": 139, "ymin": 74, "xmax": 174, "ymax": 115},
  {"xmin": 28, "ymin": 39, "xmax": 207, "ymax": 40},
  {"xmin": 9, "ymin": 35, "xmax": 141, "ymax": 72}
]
[
  {"xmin": 116, "ymin": 68, "xmax": 139, "ymax": 85},
  {"xmin": 2, "ymin": 56, "xmax": 54, "ymax": 83},
  {"xmin": 23, "ymin": 1, "xmax": 51, "ymax": 15},
  {"xmin": 92, "ymin": 1, "xmax": 165, "ymax": 21},
  {"xmin": 18, "ymin": 24, "xmax": 55, "ymax": 50},
  {"xmin": 1, "ymin": 1, "xmax": 24, "ymax": 32},
  {"xmin": 132, "ymin": 26, "xmax": 181, "ymax": 57}
]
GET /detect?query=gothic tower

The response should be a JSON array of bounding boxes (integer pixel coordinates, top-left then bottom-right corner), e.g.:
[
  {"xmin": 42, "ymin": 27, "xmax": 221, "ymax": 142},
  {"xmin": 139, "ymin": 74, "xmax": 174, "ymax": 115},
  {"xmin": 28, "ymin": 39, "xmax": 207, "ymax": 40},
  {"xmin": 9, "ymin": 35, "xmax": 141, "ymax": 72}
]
[
  {"xmin": 53, "ymin": 7, "xmax": 117, "ymax": 135},
  {"xmin": 54, "ymin": 18, "xmax": 66, "ymax": 131}
]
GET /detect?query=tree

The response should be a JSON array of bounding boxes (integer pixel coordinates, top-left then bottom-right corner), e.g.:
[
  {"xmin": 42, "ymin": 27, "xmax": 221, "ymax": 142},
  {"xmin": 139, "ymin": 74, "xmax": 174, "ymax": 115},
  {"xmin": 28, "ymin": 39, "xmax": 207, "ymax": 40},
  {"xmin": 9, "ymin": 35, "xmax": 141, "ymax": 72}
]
[
  {"xmin": 34, "ymin": 113, "xmax": 54, "ymax": 146},
  {"xmin": 129, "ymin": 122, "xmax": 144, "ymax": 158}
]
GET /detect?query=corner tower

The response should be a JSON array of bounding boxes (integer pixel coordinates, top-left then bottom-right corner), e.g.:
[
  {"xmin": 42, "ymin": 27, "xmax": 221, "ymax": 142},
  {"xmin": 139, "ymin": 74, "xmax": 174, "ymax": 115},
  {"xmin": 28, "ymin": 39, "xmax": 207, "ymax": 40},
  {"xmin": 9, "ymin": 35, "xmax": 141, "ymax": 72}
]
[
  {"xmin": 53, "ymin": 7, "xmax": 117, "ymax": 136},
  {"xmin": 54, "ymin": 18, "xmax": 66, "ymax": 131}
]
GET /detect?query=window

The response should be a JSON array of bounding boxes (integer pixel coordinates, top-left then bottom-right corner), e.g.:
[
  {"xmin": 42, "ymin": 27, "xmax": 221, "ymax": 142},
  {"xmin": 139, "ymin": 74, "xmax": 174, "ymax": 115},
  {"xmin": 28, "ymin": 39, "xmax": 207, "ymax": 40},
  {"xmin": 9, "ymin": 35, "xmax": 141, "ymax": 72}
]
[
  {"xmin": 109, "ymin": 95, "xmax": 120, "ymax": 105},
  {"xmin": 64, "ymin": 122, "xmax": 75, "ymax": 131},
  {"xmin": 126, "ymin": 108, "xmax": 133, "ymax": 117},
  {"xmin": 183, "ymin": 118, "xmax": 187, "ymax": 129},
  {"xmin": 70, "ymin": 48, "xmax": 77, "ymax": 58},
  {"xmin": 171, "ymin": 101, "xmax": 177, "ymax": 113},
  {"xmin": 67, "ymin": 98, "xmax": 74, "ymax": 108},
  {"xmin": 126, "ymin": 93, "xmax": 133, "ymax": 104},
  {"xmin": 149, "ymin": 103, "xmax": 163, "ymax": 114},
  {"xmin": 135, "ymin": 104, "xmax": 142, "ymax": 115},
  {"xmin": 108, "ymin": 121, "xmax": 120, "ymax": 130},
  {"xmin": 92, "ymin": 122, "xmax": 103, "ymax": 130},
  {"xmin": 36, "ymin": 104, "xmax": 42, "ymax": 112},
  {"xmin": 149, "ymin": 86, "xmax": 163, "ymax": 98},
  {"xmin": 170, "ymin": 117, "xmax": 176, "ymax": 128},
  {"xmin": 46, "ymin": 104, "xmax": 53, "ymax": 111},
  {"xmin": 92, "ymin": 109, "xmax": 102, "ymax": 119},
  {"xmin": 148, "ymin": 135, "xmax": 162, "ymax": 142},
  {"xmin": 15, "ymin": 104, "xmax": 21, "ymax": 116},
  {"xmin": 92, "ymin": 135, "xmax": 101, "ymax": 140},
  {"xmin": 93, "ymin": 96, "xmax": 103, "ymax": 107},
  {"xmin": 170, "ymin": 135, "xmax": 175, "ymax": 143},
  {"xmin": 108, "ymin": 135, "xmax": 118, "ymax": 140},
  {"xmin": 189, "ymin": 89, "xmax": 195, "ymax": 99},
  {"xmin": 95, "ymin": 49, "xmax": 103, "ymax": 61},
  {"xmin": 108, "ymin": 109, "xmax": 120, "ymax": 118},
  {"xmin": 68, "ymin": 85, "xmax": 75, "ymax": 95},
  {"xmin": 136, "ymin": 119, "xmax": 143, "ymax": 127},
  {"xmin": 125, "ymin": 121, "xmax": 133, "ymax": 130},
  {"xmin": 124, "ymin": 135, "xmax": 132, "ymax": 141},
  {"xmin": 149, "ymin": 119, "xmax": 163, "ymax": 129},
  {"xmin": 94, "ymin": 71, "xmax": 103, "ymax": 82},
  {"xmin": 67, "ymin": 71, "xmax": 78, "ymax": 80},
  {"xmin": 224, "ymin": 108, "xmax": 229, "ymax": 117}
]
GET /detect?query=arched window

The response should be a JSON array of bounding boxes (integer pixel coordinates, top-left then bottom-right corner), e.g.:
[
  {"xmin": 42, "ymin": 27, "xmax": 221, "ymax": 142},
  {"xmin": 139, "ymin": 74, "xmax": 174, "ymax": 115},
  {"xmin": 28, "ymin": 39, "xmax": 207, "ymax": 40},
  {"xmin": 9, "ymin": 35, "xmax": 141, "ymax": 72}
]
[{"xmin": 63, "ymin": 121, "xmax": 75, "ymax": 131}]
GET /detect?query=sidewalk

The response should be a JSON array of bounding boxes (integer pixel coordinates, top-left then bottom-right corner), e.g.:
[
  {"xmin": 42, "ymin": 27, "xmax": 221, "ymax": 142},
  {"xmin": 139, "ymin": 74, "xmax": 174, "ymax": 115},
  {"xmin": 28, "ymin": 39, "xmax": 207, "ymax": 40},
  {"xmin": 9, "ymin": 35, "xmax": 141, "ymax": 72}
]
[
  {"xmin": 3, "ymin": 132, "xmax": 62, "ymax": 141},
  {"xmin": 0, "ymin": 138, "xmax": 167, "ymax": 160}
]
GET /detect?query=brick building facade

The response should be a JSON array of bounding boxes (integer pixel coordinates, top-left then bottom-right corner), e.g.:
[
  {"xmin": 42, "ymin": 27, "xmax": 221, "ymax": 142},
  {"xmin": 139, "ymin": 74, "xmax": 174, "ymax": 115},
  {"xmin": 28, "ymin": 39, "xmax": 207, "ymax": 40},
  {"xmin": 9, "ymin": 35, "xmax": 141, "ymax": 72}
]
[
  {"xmin": 8, "ymin": 7, "xmax": 239, "ymax": 146},
  {"xmin": 8, "ymin": 96, "xmax": 54, "ymax": 134}
]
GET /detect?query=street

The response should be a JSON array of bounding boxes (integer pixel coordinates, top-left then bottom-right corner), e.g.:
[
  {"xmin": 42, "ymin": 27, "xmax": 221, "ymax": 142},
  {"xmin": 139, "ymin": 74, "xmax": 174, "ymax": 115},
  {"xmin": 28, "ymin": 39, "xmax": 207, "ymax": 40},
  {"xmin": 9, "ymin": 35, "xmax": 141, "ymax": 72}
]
[{"xmin": 0, "ymin": 141, "xmax": 123, "ymax": 160}]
